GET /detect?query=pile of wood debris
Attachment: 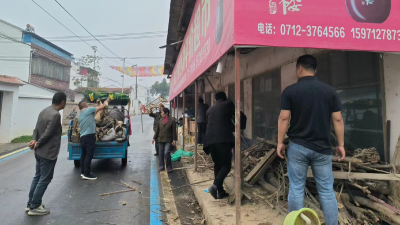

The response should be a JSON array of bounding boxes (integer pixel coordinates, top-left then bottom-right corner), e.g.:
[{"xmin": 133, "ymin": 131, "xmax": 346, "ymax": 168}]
[{"xmin": 242, "ymin": 138, "xmax": 400, "ymax": 225}]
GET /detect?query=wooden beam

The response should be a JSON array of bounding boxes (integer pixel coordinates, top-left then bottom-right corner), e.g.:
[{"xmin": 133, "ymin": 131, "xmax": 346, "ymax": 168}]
[
  {"xmin": 194, "ymin": 80, "xmax": 198, "ymax": 171},
  {"xmin": 244, "ymin": 149, "xmax": 277, "ymax": 184},
  {"xmin": 234, "ymin": 48, "xmax": 242, "ymax": 225},
  {"xmin": 305, "ymin": 169, "xmax": 400, "ymax": 181}
]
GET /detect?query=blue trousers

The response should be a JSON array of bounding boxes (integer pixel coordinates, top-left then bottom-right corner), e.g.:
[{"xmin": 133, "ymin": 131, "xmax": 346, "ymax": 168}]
[
  {"xmin": 28, "ymin": 154, "xmax": 57, "ymax": 209},
  {"xmin": 287, "ymin": 141, "xmax": 338, "ymax": 225}
]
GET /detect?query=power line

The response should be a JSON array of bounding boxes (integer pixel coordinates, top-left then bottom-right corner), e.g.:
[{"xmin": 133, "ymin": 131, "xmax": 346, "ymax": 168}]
[
  {"xmin": 0, "ymin": 55, "xmax": 165, "ymax": 59},
  {"xmin": 55, "ymin": 0, "xmax": 121, "ymax": 59},
  {"xmin": 0, "ymin": 34, "xmax": 166, "ymax": 43},
  {"xmin": 31, "ymin": 0, "xmax": 121, "ymax": 65},
  {"xmin": 45, "ymin": 31, "xmax": 167, "ymax": 39},
  {"xmin": 46, "ymin": 35, "xmax": 166, "ymax": 42},
  {"xmin": 2, "ymin": 31, "xmax": 167, "ymax": 40}
]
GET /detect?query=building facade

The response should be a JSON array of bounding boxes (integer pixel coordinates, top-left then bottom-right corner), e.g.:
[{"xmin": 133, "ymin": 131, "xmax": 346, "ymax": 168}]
[{"xmin": 0, "ymin": 19, "xmax": 71, "ymax": 142}]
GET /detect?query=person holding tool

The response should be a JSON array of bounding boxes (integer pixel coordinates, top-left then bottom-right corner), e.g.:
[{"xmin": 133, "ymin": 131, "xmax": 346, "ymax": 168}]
[
  {"xmin": 203, "ymin": 92, "xmax": 235, "ymax": 200},
  {"xmin": 152, "ymin": 108, "xmax": 177, "ymax": 173},
  {"xmin": 149, "ymin": 104, "xmax": 164, "ymax": 156},
  {"xmin": 277, "ymin": 55, "xmax": 345, "ymax": 225},
  {"xmin": 26, "ymin": 92, "xmax": 66, "ymax": 216},
  {"xmin": 197, "ymin": 97, "xmax": 209, "ymax": 146},
  {"xmin": 78, "ymin": 99, "xmax": 106, "ymax": 180}
]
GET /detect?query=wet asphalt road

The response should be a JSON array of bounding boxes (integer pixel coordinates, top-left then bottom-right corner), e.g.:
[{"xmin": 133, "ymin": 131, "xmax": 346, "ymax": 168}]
[{"xmin": 0, "ymin": 115, "xmax": 157, "ymax": 225}]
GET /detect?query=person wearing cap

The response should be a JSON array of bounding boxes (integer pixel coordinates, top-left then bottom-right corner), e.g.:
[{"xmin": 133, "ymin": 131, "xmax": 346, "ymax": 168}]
[{"xmin": 149, "ymin": 104, "xmax": 165, "ymax": 156}]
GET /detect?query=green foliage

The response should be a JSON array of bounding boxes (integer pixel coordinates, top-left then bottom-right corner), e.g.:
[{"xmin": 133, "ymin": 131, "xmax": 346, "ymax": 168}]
[
  {"xmin": 82, "ymin": 88, "xmax": 104, "ymax": 101},
  {"xmin": 150, "ymin": 78, "xmax": 170, "ymax": 97},
  {"xmin": 11, "ymin": 135, "xmax": 32, "ymax": 143}
]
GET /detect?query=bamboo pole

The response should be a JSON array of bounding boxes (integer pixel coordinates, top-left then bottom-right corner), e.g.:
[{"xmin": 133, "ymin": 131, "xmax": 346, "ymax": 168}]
[
  {"xmin": 195, "ymin": 80, "xmax": 198, "ymax": 171},
  {"xmin": 235, "ymin": 48, "xmax": 242, "ymax": 225},
  {"xmin": 183, "ymin": 91, "xmax": 185, "ymax": 151}
]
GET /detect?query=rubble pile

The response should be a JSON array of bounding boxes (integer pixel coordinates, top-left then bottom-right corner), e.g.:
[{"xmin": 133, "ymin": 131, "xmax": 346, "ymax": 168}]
[
  {"xmin": 243, "ymin": 139, "xmax": 400, "ymax": 225},
  {"xmin": 70, "ymin": 98, "xmax": 127, "ymax": 143}
]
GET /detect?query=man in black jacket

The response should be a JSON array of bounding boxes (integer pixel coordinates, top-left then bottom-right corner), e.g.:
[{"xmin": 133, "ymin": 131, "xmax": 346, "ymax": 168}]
[
  {"xmin": 203, "ymin": 92, "xmax": 234, "ymax": 199},
  {"xmin": 149, "ymin": 104, "xmax": 164, "ymax": 156},
  {"xmin": 197, "ymin": 98, "xmax": 209, "ymax": 146}
]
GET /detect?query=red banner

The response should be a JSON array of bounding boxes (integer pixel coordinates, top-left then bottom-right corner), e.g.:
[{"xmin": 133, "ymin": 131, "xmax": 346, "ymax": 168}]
[
  {"xmin": 169, "ymin": 0, "xmax": 234, "ymax": 100},
  {"xmin": 235, "ymin": 0, "xmax": 400, "ymax": 52}
]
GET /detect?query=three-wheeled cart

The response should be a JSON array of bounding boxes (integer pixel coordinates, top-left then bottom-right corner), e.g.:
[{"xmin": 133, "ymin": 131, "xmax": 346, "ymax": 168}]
[{"xmin": 67, "ymin": 95, "xmax": 131, "ymax": 167}]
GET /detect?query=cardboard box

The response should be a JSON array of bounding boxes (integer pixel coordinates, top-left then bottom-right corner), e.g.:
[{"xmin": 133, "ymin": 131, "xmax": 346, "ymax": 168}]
[{"xmin": 190, "ymin": 121, "xmax": 197, "ymax": 133}]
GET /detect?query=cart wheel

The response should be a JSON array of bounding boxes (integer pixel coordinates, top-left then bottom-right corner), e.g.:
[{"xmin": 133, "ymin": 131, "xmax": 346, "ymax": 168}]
[
  {"xmin": 74, "ymin": 160, "xmax": 80, "ymax": 167},
  {"xmin": 121, "ymin": 149, "xmax": 128, "ymax": 166}
]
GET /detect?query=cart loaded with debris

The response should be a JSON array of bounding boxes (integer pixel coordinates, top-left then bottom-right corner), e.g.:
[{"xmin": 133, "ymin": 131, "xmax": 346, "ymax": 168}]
[{"xmin": 68, "ymin": 92, "xmax": 131, "ymax": 167}]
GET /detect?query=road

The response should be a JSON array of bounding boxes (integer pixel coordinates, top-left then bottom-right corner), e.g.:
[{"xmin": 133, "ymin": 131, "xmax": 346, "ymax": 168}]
[{"xmin": 0, "ymin": 115, "xmax": 160, "ymax": 225}]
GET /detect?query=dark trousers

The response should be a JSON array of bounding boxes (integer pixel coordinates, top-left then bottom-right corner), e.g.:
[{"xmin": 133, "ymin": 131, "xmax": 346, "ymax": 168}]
[
  {"xmin": 80, "ymin": 134, "xmax": 96, "ymax": 176},
  {"xmin": 197, "ymin": 123, "xmax": 206, "ymax": 144},
  {"xmin": 28, "ymin": 154, "xmax": 57, "ymax": 209},
  {"xmin": 154, "ymin": 131, "xmax": 159, "ymax": 154},
  {"xmin": 209, "ymin": 143, "xmax": 232, "ymax": 193},
  {"xmin": 158, "ymin": 142, "xmax": 172, "ymax": 170}
]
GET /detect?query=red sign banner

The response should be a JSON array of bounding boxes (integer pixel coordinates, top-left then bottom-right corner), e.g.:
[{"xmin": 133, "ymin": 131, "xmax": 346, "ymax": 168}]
[
  {"xmin": 169, "ymin": 0, "xmax": 234, "ymax": 100},
  {"xmin": 235, "ymin": 0, "xmax": 400, "ymax": 52}
]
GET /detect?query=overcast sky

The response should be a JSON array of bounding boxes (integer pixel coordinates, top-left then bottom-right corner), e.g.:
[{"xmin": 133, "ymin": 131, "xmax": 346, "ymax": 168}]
[{"xmin": 0, "ymin": 0, "xmax": 170, "ymax": 90}]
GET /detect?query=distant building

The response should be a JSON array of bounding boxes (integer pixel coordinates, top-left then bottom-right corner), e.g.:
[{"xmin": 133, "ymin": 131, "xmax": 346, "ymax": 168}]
[
  {"xmin": 0, "ymin": 19, "xmax": 73, "ymax": 142},
  {"xmin": 69, "ymin": 61, "xmax": 99, "ymax": 101},
  {"xmin": 130, "ymin": 84, "xmax": 151, "ymax": 115}
]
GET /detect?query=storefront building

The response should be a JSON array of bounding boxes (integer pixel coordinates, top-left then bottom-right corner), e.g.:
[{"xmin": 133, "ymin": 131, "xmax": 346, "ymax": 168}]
[{"xmin": 164, "ymin": 1, "xmax": 400, "ymax": 222}]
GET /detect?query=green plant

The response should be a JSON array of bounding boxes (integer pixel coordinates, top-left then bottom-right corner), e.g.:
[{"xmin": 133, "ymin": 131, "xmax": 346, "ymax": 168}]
[
  {"xmin": 150, "ymin": 78, "xmax": 170, "ymax": 97},
  {"xmin": 11, "ymin": 135, "xmax": 32, "ymax": 143}
]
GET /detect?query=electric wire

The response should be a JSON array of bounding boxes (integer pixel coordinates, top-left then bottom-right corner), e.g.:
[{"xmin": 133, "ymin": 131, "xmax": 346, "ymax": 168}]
[
  {"xmin": 31, "ymin": 0, "xmax": 121, "ymax": 65},
  {"xmin": 55, "ymin": 0, "xmax": 121, "ymax": 59}
]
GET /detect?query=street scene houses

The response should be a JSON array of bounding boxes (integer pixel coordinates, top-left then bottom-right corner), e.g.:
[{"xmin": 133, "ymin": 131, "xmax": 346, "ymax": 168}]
[{"xmin": 2, "ymin": 1, "xmax": 400, "ymax": 225}]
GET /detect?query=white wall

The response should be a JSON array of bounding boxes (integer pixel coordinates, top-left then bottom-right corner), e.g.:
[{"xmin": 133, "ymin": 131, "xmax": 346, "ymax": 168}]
[
  {"xmin": 75, "ymin": 93, "xmax": 84, "ymax": 102},
  {"xmin": 0, "ymin": 20, "xmax": 31, "ymax": 82},
  {"xmin": 383, "ymin": 53, "xmax": 400, "ymax": 162},
  {"xmin": 14, "ymin": 97, "xmax": 52, "ymax": 137},
  {"xmin": 0, "ymin": 83, "xmax": 20, "ymax": 143}
]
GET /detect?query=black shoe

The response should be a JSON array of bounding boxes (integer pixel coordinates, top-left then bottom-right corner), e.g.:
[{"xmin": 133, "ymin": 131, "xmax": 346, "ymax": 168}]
[
  {"xmin": 154, "ymin": 153, "xmax": 159, "ymax": 156},
  {"xmin": 82, "ymin": 174, "xmax": 97, "ymax": 180},
  {"xmin": 217, "ymin": 192, "xmax": 229, "ymax": 199},
  {"xmin": 208, "ymin": 185, "xmax": 218, "ymax": 200}
]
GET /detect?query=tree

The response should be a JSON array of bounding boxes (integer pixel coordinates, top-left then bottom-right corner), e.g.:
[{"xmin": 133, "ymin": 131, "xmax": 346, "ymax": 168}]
[
  {"xmin": 73, "ymin": 54, "xmax": 102, "ymax": 88},
  {"xmin": 150, "ymin": 78, "xmax": 170, "ymax": 97}
]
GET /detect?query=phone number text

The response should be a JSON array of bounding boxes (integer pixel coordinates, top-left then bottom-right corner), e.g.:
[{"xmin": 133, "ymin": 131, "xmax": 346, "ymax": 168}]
[
  {"xmin": 351, "ymin": 28, "xmax": 400, "ymax": 41},
  {"xmin": 280, "ymin": 24, "xmax": 345, "ymax": 38}
]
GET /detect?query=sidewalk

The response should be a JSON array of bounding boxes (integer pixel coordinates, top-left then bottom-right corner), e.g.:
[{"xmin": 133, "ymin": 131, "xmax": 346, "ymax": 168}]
[
  {"xmin": 0, "ymin": 143, "xmax": 29, "ymax": 157},
  {"xmin": 178, "ymin": 145, "xmax": 286, "ymax": 225},
  {"xmin": 0, "ymin": 126, "xmax": 69, "ymax": 158}
]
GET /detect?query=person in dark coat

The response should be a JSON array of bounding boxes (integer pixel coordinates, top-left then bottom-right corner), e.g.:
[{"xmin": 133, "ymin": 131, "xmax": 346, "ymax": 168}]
[
  {"xmin": 152, "ymin": 108, "xmax": 177, "ymax": 173},
  {"xmin": 203, "ymin": 92, "xmax": 234, "ymax": 199},
  {"xmin": 197, "ymin": 98, "xmax": 209, "ymax": 146},
  {"xmin": 149, "ymin": 104, "xmax": 164, "ymax": 156}
]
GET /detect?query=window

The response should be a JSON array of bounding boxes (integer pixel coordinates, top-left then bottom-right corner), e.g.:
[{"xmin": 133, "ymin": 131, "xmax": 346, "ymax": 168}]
[
  {"xmin": 252, "ymin": 69, "xmax": 281, "ymax": 141},
  {"xmin": 315, "ymin": 51, "xmax": 384, "ymax": 159},
  {"xmin": 32, "ymin": 56, "xmax": 69, "ymax": 82},
  {"xmin": 87, "ymin": 79, "xmax": 99, "ymax": 88}
]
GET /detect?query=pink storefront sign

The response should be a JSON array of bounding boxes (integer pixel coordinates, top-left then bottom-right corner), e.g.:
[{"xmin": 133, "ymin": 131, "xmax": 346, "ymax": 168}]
[
  {"xmin": 235, "ymin": 0, "xmax": 400, "ymax": 52},
  {"xmin": 169, "ymin": 0, "xmax": 234, "ymax": 100}
]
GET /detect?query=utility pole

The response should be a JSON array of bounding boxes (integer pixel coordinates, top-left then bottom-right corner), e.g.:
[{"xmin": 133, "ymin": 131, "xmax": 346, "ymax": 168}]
[{"xmin": 121, "ymin": 58, "xmax": 126, "ymax": 93}]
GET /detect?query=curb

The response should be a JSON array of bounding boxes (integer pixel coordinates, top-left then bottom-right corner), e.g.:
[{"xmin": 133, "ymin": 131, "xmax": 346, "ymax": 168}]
[
  {"xmin": 159, "ymin": 171, "xmax": 181, "ymax": 225},
  {"xmin": 184, "ymin": 168, "xmax": 215, "ymax": 225}
]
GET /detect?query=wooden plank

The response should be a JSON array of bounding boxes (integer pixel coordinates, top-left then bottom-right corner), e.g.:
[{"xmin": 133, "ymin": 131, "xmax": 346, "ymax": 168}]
[
  {"xmin": 305, "ymin": 169, "xmax": 400, "ymax": 181},
  {"xmin": 244, "ymin": 149, "xmax": 276, "ymax": 183},
  {"xmin": 249, "ymin": 151, "xmax": 277, "ymax": 185},
  {"xmin": 224, "ymin": 176, "xmax": 243, "ymax": 205}
]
